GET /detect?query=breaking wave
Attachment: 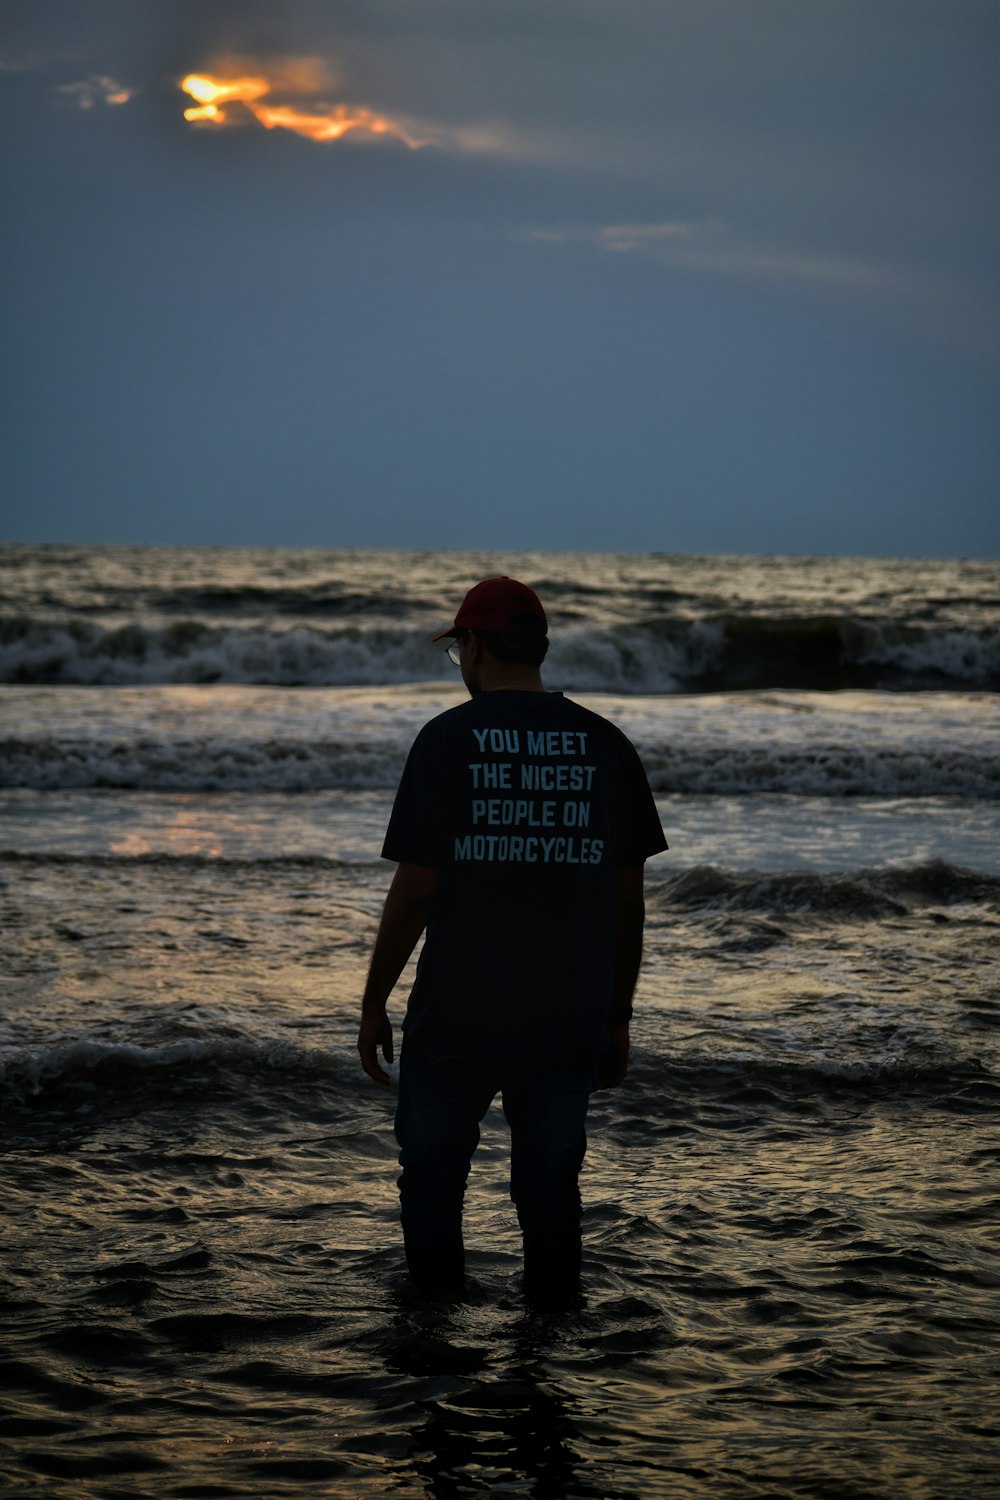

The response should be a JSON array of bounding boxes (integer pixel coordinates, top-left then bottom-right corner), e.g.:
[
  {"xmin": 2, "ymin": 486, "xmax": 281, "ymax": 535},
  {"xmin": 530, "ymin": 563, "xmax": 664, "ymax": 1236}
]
[{"xmin": 2, "ymin": 614, "xmax": 997, "ymax": 691}]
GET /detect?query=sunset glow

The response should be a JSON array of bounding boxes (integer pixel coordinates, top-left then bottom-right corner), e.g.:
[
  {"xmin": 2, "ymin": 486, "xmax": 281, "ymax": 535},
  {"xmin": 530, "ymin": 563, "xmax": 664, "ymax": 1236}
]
[{"xmin": 179, "ymin": 68, "xmax": 426, "ymax": 148}]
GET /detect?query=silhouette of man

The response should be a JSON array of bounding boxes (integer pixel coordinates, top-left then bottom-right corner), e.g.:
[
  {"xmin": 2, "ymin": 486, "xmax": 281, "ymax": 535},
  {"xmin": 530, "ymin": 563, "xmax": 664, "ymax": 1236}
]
[{"xmin": 358, "ymin": 577, "xmax": 666, "ymax": 1304}]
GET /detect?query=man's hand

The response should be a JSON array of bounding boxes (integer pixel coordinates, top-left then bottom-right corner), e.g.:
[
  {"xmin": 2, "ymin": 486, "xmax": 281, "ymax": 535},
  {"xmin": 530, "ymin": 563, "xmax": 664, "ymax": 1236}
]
[
  {"xmin": 595, "ymin": 1022, "xmax": 630, "ymax": 1091},
  {"xmin": 358, "ymin": 1009, "xmax": 394, "ymax": 1086},
  {"xmin": 357, "ymin": 863, "xmax": 439, "ymax": 1087}
]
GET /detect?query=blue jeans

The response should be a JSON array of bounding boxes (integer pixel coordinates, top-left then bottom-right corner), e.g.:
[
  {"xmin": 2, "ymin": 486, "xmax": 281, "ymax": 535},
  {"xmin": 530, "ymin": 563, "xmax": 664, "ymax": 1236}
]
[{"xmin": 394, "ymin": 1042, "xmax": 596, "ymax": 1300}]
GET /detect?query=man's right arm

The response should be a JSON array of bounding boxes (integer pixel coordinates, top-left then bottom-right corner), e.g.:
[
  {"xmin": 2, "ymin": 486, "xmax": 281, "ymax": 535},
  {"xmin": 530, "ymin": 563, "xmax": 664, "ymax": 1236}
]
[
  {"xmin": 357, "ymin": 861, "xmax": 440, "ymax": 1085},
  {"xmin": 595, "ymin": 865, "xmax": 646, "ymax": 1090}
]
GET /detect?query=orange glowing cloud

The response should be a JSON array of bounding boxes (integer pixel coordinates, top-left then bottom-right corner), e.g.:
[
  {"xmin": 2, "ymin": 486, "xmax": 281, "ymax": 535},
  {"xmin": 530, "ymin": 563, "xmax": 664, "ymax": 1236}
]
[
  {"xmin": 179, "ymin": 60, "xmax": 427, "ymax": 149},
  {"xmin": 180, "ymin": 72, "xmax": 270, "ymax": 124}
]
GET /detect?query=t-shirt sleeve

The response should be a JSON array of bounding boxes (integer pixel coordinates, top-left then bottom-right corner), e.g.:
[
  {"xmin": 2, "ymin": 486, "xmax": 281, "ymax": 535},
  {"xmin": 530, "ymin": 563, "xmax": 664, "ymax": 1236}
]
[
  {"xmin": 381, "ymin": 722, "xmax": 456, "ymax": 868},
  {"xmin": 612, "ymin": 733, "xmax": 668, "ymax": 867}
]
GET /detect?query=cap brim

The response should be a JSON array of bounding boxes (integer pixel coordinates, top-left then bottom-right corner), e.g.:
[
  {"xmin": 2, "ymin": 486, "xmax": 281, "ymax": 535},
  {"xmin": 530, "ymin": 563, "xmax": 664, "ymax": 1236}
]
[{"xmin": 431, "ymin": 627, "xmax": 458, "ymax": 641}]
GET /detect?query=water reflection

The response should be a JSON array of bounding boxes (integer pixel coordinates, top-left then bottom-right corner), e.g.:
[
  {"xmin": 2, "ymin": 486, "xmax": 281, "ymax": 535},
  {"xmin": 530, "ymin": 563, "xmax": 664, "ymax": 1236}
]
[
  {"xmin": 385, "ymin": 1305, "xmax": 629, "ymax": 1499},
  {"xmin": 108, "ymin": 798, "xmax": 226, "ymax": 858}
]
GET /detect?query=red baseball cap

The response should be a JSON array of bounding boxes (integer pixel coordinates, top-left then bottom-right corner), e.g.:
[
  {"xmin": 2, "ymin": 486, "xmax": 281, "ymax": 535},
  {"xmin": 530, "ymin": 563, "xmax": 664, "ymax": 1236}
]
[{"xmin": 432, "ymin": 577, "xmax": 547, "ymax": 640}]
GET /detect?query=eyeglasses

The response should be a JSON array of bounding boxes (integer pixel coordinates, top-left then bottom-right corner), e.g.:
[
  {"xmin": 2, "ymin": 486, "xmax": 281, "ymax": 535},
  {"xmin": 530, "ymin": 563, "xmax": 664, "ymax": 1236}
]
[{"xmin": 446, "ymin": 639, "xmax": 463, "ymax": 666}]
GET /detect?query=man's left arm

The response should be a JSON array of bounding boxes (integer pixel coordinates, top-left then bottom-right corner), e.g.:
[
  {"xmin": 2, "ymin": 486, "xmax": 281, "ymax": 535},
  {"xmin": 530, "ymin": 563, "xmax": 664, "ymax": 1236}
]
[
  {"xmin": 357, "ymin": 861, "xmax": 440, "ymax": 1086},
  {"xmin": 595, "ymin": 865, "xmax": 646, "ymax": 1091}
]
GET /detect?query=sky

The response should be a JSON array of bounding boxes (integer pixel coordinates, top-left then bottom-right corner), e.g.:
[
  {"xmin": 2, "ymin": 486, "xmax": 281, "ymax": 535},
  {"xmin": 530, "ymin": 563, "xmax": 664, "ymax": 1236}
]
[{"xmin": 1, "ymin": 0, "xmax": 997, "ymax": 556}]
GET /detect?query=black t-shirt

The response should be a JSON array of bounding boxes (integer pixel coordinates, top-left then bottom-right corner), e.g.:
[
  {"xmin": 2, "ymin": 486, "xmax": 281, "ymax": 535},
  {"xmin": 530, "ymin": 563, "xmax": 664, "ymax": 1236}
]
[{"xmin": 382, "ymin": 690, "xmax": 667, "ymax": 1061}]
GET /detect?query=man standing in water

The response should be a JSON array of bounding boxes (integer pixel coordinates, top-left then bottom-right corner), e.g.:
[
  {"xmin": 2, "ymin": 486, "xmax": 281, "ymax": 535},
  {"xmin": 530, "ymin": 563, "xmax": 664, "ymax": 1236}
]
[{"xmin": 358, "ymin": 577, "xmax": 666, "ymax": 1305}]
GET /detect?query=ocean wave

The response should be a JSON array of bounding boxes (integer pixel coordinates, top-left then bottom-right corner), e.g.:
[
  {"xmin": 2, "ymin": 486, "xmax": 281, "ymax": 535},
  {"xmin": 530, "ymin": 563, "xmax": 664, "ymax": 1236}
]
[
  {"xmin": 0, "ymin": 735, "xmax": 405, "ymax": 792},
  {"xmin": 0, "ymin": 617, "xmax": 436, "ymax": 687},
  {"xmin": 1, "ymin": 734, "xmax": 995, "ymax": 796},
  {"xmin": 650, "ymin": 860, "xmax": 1000, "ymax": 916},
  {"xmin": 80, "ymin": 582, "xmax": 438, "ymax": 620},
  {"xmin": 2, "ymin": 1029, "xmax": 992, "ymax": 1114},
  {"xmin": 0, "ymin": 1034, "xmax": 343, "ymax": 1107},
  {"xmin": 631, "ymin": 1050, "xmax": 998, "ymax": 1105},
  {"xmin": 642, "ymin": 745, "xmax": 1000, "ymax": 798},
  {"xmin": 697, "ymin": 615, "xmax": 999, "ymax": 692},
  {"xmin": 2, "ymin": 614, "xmax": 997, "ymax": 691},
  {"xmin": 4, "ymin": 852, "xmax": 993, "ymax": 915}
]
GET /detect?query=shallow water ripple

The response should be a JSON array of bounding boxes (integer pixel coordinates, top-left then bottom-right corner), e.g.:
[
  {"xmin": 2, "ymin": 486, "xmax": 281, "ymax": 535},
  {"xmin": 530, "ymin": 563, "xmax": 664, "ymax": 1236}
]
[{"xmin": 1, "ymin": 1067, "xmax": 998, "ymax": 1498}]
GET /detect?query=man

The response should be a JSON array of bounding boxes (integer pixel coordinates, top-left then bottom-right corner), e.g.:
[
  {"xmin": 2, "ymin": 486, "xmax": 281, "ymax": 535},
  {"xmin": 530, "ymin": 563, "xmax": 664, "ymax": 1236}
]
[{"xmin": 358, "ymin": 576, "xmax": 666, "ymax": 1306}]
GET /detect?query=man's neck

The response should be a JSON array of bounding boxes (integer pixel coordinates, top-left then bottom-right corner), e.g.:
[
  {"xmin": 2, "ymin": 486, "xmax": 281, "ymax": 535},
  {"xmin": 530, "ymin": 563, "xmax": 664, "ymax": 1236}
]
[{"xmin": 476, "ymin": 664, "xmax": 546, "ymax": 693}]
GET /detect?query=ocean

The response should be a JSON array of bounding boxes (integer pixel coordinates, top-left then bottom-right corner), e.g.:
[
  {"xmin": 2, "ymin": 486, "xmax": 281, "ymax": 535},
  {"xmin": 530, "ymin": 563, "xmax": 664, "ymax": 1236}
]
[{"xmin": 1, "ymin": 544, "xmax": 998, "ymax": 1499}]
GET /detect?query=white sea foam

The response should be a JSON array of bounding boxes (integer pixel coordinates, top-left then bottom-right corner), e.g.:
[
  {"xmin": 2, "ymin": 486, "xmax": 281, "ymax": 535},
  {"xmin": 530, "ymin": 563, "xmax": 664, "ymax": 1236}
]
[
  {"xmin": 855, "ymin": 624, "xmax": 1000, "ymax": 684},
  {"xmin": 0, "ymin": 735, "xmax": 405, "ymax": 791},
  {"xmin": 641, "ymin": 745, "xmax": 1000, "ymax": 798}
]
